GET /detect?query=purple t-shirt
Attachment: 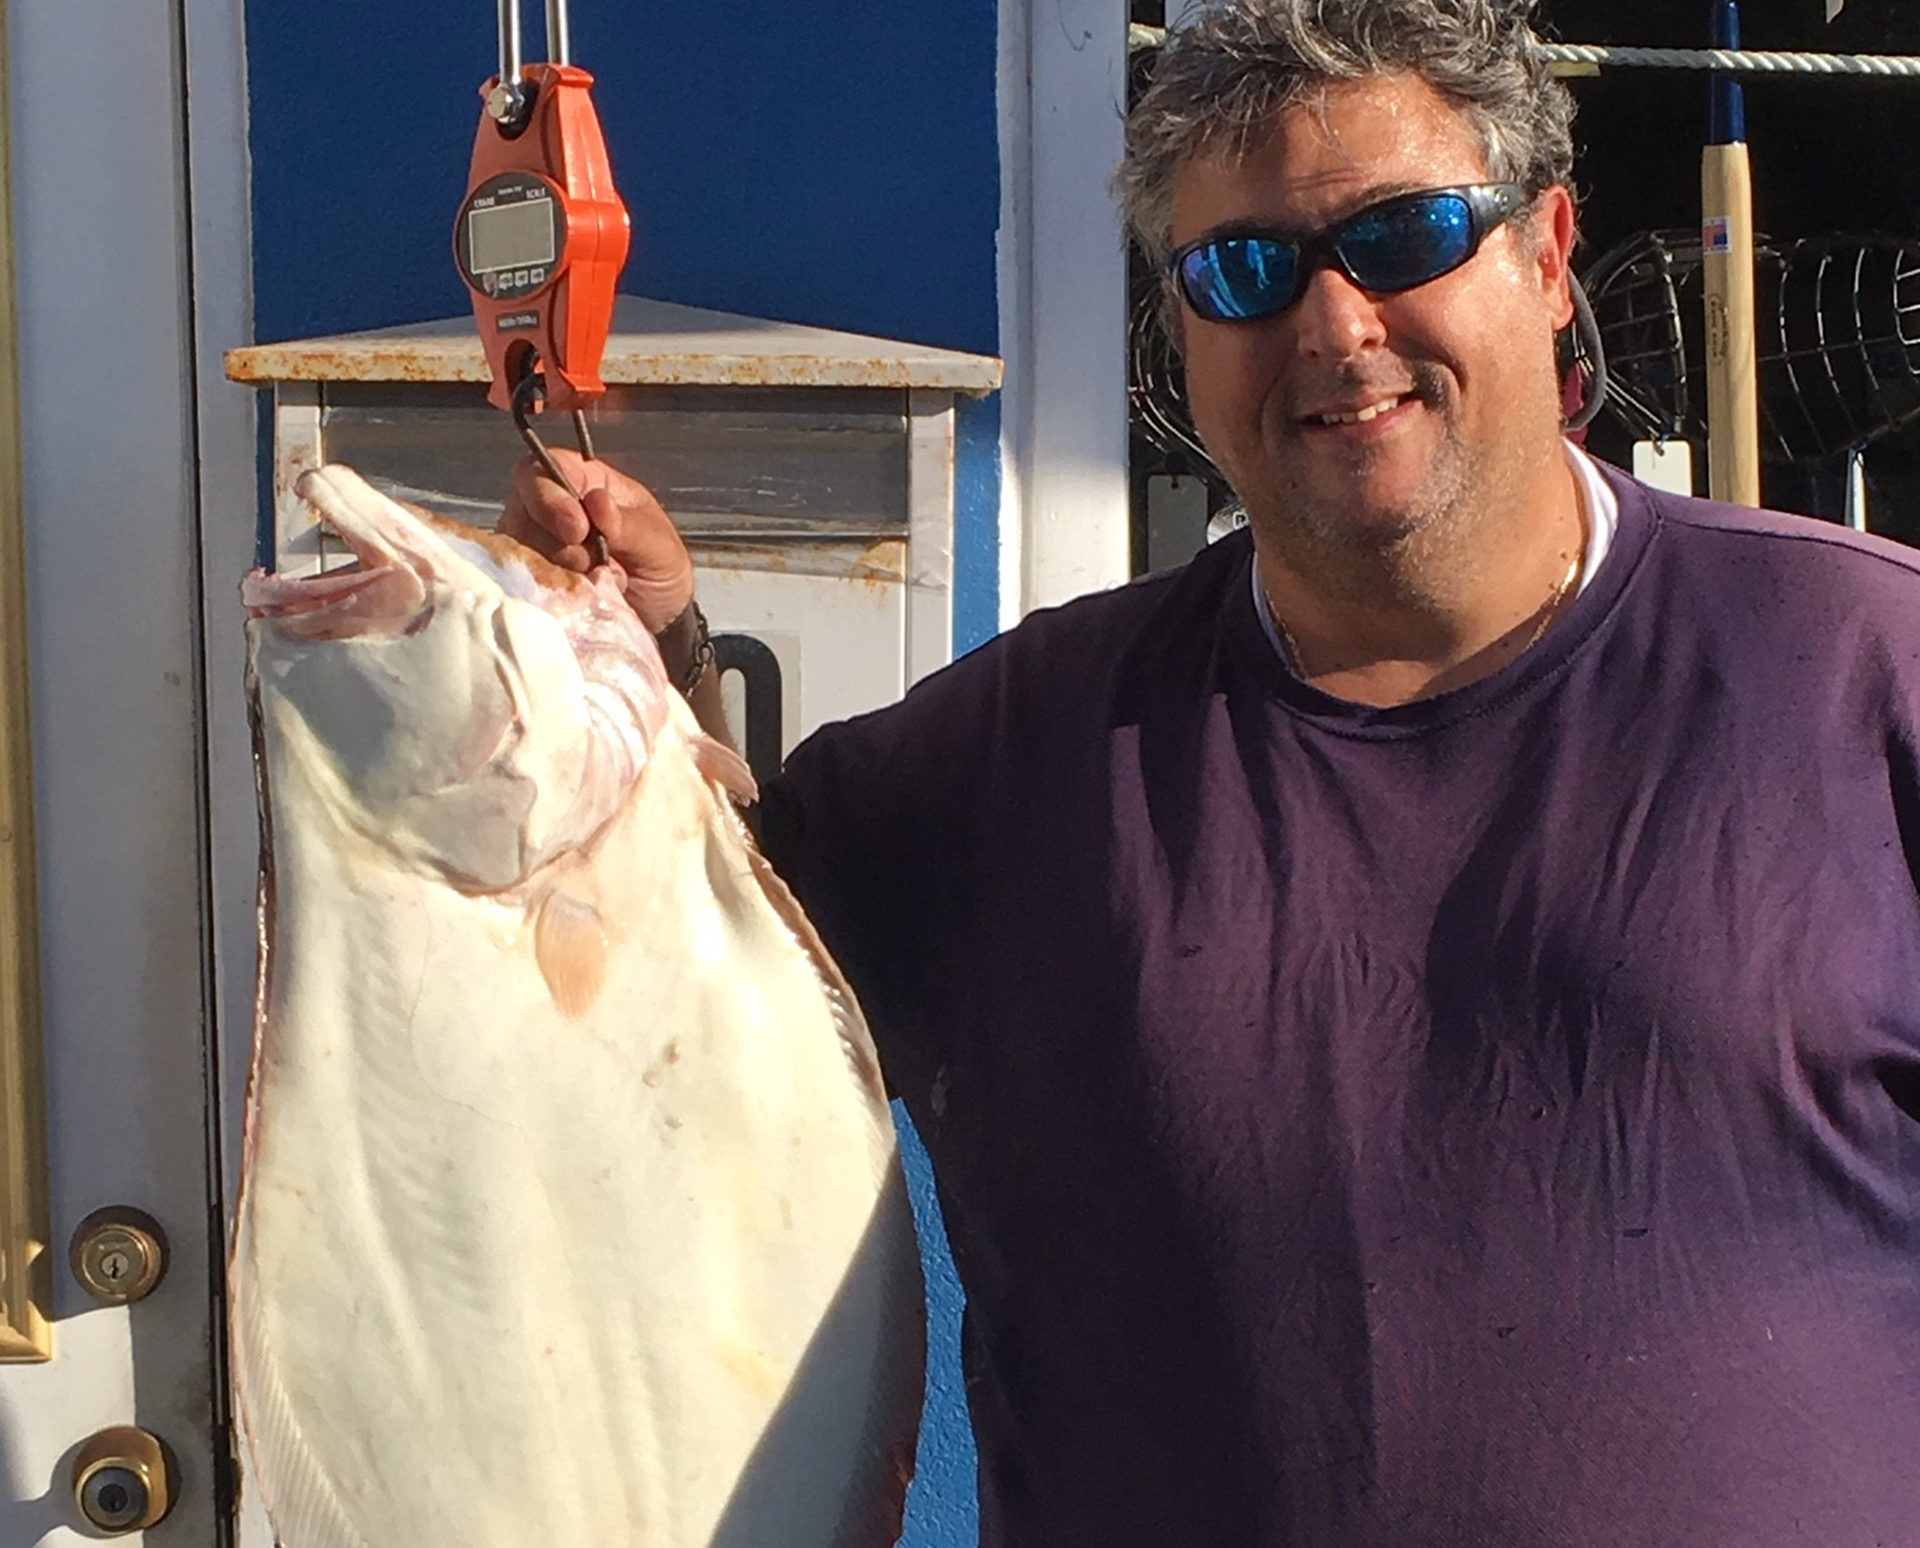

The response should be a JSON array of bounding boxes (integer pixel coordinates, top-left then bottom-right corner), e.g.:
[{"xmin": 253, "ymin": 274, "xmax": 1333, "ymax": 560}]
[{"xmin": 760, "ymin": 469, "xmax": 1920, "ymax": 1547}]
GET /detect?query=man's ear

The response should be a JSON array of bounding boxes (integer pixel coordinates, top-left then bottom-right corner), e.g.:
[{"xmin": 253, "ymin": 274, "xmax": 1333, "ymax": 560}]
[{"xmin": 1533, "ymin": 184, "xmax": 1578, "ymax": 333}]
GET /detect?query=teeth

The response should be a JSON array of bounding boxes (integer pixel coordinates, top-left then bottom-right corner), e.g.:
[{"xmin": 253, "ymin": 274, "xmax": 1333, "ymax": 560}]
[{"xmin": 1317, "ymin": 396, "xmax": 1404, "ymax": 426}]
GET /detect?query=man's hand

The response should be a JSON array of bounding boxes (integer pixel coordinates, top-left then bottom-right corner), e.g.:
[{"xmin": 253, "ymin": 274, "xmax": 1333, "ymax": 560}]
[
  {"xmin": 499, "ymin": 450, "xmax": 694, "ymax": 634},
  {"xmin": 499, "ymin": 450, "xmax": 739, "ymax": 760}
]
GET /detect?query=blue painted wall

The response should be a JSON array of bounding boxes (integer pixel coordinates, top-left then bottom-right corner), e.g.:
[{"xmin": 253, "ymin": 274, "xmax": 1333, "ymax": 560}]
[
  {"xmin": 248, "ymin": 1, "xmax": 999, "ymax": 356},
  {"xmin": 246, "ymin": 4, "xmax": 1001, "ymax": 1540}
]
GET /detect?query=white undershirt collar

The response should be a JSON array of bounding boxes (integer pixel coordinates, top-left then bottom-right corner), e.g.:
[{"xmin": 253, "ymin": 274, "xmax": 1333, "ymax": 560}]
[{"xmin": 1251, "ymin": 440, "xmax": 1621, "ymax": 662}]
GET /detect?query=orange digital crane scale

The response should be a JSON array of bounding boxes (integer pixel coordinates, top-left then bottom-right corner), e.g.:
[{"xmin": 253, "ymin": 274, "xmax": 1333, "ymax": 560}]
[{"xmin": 454, "ymin": 0, "xmax": 630, "ymax": 556}]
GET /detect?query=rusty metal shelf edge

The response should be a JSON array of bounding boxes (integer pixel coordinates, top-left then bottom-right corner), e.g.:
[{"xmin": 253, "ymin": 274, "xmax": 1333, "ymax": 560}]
[{"xmin": 225, "ymin": 296, "xmax": 1004, "ymax": 396}]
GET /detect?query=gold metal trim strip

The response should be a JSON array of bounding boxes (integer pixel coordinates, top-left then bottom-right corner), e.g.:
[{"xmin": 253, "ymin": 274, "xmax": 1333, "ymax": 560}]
[{"xmin": 0, "ymin": 0, "xmax": 52, "ymax": 1364}]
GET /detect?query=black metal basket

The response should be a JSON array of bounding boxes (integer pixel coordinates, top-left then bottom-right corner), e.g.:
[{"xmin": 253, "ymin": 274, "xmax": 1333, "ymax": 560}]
[{"xmin": 1585, "ymin": 229, "xmax": 1920, "ymax": 463}]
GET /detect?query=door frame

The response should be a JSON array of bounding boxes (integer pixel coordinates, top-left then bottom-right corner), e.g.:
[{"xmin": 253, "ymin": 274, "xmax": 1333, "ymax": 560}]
[
  {"xmin": 185, "ymin": 0, "xmax": 259, "ymax": 1525},
  {"xmin": 997, "ymin": 0, "xmax": 1133, "ymax": 620}
]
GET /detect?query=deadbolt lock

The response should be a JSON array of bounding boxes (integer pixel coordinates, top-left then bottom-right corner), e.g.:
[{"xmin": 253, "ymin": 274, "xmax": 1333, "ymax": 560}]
[
  {"xmin": 71, "ymin": 1425, "xmax": 176, "ymax": 1533},
  {"xmin": 68, "ymin": 1206, "xmax": 168, "ymax": 1305}
]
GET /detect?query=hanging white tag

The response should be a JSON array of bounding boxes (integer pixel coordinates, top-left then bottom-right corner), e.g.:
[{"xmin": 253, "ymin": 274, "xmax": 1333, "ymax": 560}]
[
  {"xmin": 1827, "ymin": 0, "xmax": 1846, "ymax": 21},
  {"xmin": 1632, "ymin": 440, "xmax": 1695, "ymax": 496},
  {"xmin": 1845, "ymin": 447, "xmax": 1869, "ymax": 533}
]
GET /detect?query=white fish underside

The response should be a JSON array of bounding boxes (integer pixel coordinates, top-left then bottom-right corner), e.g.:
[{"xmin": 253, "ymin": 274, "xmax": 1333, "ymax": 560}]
[{"xmin": 233, "ymin": 468, "xmax": 923, "ymax": 1547}]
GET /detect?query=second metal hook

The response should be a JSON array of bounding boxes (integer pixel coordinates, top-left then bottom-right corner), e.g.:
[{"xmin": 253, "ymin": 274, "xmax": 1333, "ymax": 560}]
[{"xmin": 492, "ymin": 0, "xmax": 573, "ymax": 125}]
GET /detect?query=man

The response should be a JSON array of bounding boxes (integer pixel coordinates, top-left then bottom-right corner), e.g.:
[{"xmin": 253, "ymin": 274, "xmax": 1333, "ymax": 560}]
[{"xmin": 504, "ymin": 1, "xmax": 1920, "ymax": 1542}]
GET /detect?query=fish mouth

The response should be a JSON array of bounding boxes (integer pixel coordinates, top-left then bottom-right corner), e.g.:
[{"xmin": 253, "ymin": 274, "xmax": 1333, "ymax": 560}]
[{"xmin": 241, "ymin": 468, "xmax": 440, "ymax": 638}]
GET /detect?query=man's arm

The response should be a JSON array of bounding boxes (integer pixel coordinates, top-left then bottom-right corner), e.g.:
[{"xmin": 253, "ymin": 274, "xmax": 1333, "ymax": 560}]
[{"xmin": 652, "ymin": 597, "xmax": 737, "ymax": 752}]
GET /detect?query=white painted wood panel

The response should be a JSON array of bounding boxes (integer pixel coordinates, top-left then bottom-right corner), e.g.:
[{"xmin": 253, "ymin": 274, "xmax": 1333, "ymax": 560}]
[
  {"xmin": 999, "ymin": 0, "xmax": 1132, "ymax": 621},
  {"xmin": 907, "ymin": 391, "xmax": 958, "ymax": 686}
]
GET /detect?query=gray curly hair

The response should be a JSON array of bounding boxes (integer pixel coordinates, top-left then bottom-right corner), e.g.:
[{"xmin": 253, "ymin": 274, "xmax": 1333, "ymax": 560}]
[{"xmin": 1118, "ymin": 0, "xmax": 1576, "ymax": 265}]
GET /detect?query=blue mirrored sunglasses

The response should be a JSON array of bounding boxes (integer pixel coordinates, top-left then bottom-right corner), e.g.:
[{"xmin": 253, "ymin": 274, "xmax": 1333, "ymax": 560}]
[{"xmin": 1169, "ymin": 182, "xmax": 1529, "ymax": 324}]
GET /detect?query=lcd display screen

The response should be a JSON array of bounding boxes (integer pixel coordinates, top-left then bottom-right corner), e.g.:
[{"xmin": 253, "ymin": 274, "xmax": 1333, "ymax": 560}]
[{"xmin": 468, "ymin": 200, "xmax": 556, "ymax": 273}]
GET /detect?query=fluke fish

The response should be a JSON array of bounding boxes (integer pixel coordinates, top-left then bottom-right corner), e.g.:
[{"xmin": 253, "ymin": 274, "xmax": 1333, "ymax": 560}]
[{"xmin": 234, "ymin": 465, "xmax": 923, "ymax": 1547}]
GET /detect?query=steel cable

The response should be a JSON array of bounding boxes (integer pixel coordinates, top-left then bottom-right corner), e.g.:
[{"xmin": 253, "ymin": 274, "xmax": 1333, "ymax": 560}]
[
  {"xmin": 1541, "ymin": 44, "xmax": 1920, "ymax": 77},
  {"xmin": 1126, "ymin": 26, "xmax": 1920, "ymax": 76}
]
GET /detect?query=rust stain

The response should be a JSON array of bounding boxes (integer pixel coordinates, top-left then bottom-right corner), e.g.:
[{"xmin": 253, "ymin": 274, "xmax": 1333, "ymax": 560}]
[
  {"xmin": 227, "ymin": 297, "xmax": 1003, "ymax": 392},
  {"xmin": 273, "ymin": 439, "xmax": 324, "ymax": 562},
  {"xmin": 855, "ymin": 539, "xmax": 909, "ymax": 590},
  {"xmin": 687, "ymin": 538, "xmax": 908, "ymax": 585},
  {"xmin": 228, "ymin": 344, "xmax": 494, "ymax": 385},
  {"xmin": 228, "ymin": 343, "xmax": 1002, "ymax": 394},
  {"xmin": 273, "ymin": 438, "xmax": 315, "ymax": 497}
]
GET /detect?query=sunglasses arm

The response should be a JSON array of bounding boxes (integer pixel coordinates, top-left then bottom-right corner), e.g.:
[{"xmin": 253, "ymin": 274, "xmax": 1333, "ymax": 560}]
[{"xmin": 1564, "ymin": 274, "xmax": 1609, "ymax": 432}]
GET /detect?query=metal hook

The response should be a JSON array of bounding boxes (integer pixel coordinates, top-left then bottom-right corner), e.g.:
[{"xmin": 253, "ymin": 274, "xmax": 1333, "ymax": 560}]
[
  {"xmin": 510, "ymin": 367, "xmax": 611, "ymax": 568},
  {"xmin": 491, "ymin": 0, "xmax": 573, "ymax": 124}
]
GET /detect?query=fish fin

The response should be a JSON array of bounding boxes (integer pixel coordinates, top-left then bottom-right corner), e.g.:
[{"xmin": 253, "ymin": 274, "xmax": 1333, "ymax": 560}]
[
  {"xmin": 706, "ymin": 1163, "xmax": 926, "ymax": 1548},
  {"xmin": 689, "ymin": 732, "xmax": 758, "ymax": 805},
  {"xmin": 742, "ymin": 843, "xmax": 889, "ymax": 1107},
  {"xmin": 534, "ymin": 884, "xmax": 610, "ymax": 1019},
  {"xmin": 231, "ymin": 1227, "xmax": 372, "ymax": 1548},
  {"xmin": 827, "ymin": 1167, "xmax": 927, "ymax": 1548}
]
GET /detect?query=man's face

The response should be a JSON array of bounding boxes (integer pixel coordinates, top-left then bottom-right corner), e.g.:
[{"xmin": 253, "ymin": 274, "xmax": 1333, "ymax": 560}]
[{"xmin": 1169, "ymin": 74, "xmax": 1576, "ymax": 557}]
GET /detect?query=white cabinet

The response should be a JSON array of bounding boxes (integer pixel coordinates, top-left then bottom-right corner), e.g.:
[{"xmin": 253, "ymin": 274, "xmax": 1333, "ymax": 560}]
[{"xmin": 227, "ymin": 298, "xmax": 1002, "ymax": 781}]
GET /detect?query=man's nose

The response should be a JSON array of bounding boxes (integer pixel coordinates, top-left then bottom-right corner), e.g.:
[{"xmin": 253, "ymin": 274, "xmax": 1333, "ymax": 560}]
[{"xmin": 1290, "ymin": 263, "xmax": 1389, "ymax": 360}]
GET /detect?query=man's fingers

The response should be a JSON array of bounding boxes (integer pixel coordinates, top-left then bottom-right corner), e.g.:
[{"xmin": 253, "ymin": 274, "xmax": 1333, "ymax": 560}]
[
  {"xmin": 507, "ymin": 452, "xmax": 591, "ymax": 546},
  {"xmin": 497, "ymin": 453, "xmax": 694, "ymax": 622},
  {"xmin": 497, "ymin": 509, "xmax": 567, "ymax": 566},
  {"xmin": 581, "ymin": 485, "xmax": 621, "ymax": 551}
]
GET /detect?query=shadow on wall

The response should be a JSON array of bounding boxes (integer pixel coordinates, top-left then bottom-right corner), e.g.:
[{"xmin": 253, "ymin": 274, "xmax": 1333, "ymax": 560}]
[
  {"xmin": 0, "ymin": 1306, "xmax": 216, "ymax": 1541},
  {"xmin": 0, "ymin": 1397, "xmax": 60, "ymax": 1541}
]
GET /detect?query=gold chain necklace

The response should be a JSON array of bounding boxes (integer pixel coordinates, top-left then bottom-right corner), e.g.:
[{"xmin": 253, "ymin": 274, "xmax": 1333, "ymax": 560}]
[{"xmin": 1270, "ymin": 520, "xmax": 1587, "ymax": 680}]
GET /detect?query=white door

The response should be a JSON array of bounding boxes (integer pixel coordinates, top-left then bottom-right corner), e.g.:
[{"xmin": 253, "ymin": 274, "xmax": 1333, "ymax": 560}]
[{"xmin": 0, "ymin": 0, "xmax": 252, "ymax": 1542}]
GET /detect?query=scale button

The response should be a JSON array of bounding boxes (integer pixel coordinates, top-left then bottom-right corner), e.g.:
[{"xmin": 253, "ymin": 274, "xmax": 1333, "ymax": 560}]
[
  {"xmin": 513, "ymin": 269, "xmax": 530, "ymax": 287},
  {"xmin": 530, "ymin": 267, "xmax": 547, "ymax": 285}
]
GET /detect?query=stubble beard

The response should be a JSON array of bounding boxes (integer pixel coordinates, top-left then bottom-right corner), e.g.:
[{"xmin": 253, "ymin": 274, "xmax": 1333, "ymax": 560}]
[{"xmin": 1240, "ymin": 360, "xmax": 1557, "ymax": 608}]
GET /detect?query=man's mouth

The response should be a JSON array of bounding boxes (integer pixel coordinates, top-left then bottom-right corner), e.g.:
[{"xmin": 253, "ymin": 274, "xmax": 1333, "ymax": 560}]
[{"xmin": 1307, "ymin": 392, "xmax": 1413, "ymax": 427}]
